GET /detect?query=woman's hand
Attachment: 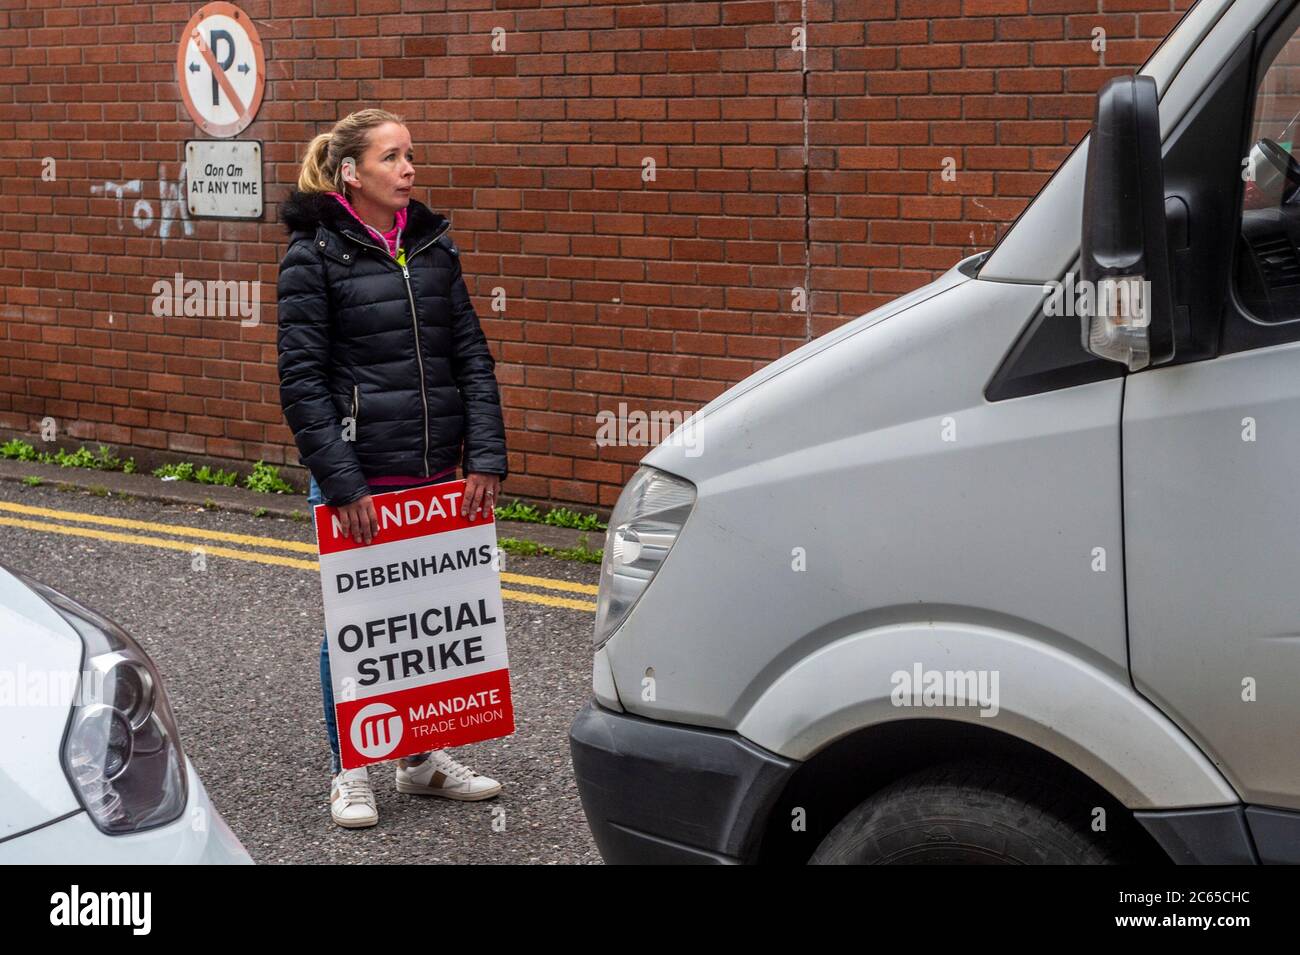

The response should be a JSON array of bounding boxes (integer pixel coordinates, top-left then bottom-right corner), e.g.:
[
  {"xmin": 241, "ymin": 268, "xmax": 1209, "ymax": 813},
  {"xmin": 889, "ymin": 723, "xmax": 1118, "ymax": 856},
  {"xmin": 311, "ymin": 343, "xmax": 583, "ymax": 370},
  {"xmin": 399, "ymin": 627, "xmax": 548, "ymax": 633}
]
[
  {"xmin": 462, "ymin": 473, "xmax": 501, "ymax": 520},
  {"xmin": 337, "ymin": 494, "xmax": 379, "ymax": 545}
]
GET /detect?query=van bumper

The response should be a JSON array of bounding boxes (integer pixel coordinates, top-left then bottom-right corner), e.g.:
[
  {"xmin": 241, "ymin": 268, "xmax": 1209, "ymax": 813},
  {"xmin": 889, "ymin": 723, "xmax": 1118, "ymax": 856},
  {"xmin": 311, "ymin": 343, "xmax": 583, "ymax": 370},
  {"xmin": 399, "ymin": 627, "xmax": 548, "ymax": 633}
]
[{"xmin": 569, "ymin": 701, "xmax": 799, "ymax": 864}]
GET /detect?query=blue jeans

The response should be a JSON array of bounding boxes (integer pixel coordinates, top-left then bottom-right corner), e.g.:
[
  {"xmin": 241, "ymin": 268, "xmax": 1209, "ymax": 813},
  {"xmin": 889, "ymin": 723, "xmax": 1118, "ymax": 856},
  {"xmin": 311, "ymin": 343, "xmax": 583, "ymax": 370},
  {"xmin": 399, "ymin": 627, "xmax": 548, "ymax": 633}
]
[{"xmin": 309, "ymin": 472, "xmax": 457, "ymax": 774}]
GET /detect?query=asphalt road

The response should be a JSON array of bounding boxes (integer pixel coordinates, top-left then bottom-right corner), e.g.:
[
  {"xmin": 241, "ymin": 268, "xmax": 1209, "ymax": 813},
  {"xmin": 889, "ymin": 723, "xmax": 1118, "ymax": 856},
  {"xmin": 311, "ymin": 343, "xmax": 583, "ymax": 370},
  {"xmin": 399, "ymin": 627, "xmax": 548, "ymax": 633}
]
[{"xmin": 0, "ymin": 480, "xmax": 604, "ymax": 864}]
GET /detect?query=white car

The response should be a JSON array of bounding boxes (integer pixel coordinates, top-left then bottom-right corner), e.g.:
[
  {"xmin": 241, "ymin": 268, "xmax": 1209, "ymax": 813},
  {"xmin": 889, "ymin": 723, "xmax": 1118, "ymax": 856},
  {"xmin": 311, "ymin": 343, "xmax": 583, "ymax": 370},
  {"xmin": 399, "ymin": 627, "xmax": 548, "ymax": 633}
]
[{"xmin": 0, "ymin": 564, "xmax": 251, "ymax": 863}]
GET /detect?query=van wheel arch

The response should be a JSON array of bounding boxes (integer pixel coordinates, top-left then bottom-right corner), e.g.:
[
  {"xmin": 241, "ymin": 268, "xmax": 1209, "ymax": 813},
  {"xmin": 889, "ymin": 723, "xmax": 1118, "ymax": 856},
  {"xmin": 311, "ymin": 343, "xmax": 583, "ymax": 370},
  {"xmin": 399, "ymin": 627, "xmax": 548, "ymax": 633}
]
[{"xmin": 757, "ymin": 719, "xmax": 1169, "ymax": 864}]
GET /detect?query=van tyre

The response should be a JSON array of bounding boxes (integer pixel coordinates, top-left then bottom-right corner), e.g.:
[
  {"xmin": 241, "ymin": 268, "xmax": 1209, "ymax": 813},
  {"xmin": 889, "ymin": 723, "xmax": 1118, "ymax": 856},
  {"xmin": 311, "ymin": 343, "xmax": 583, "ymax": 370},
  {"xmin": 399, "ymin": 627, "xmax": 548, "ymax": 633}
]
[{"xmin": 809, "ymin": 762, "xmax": 1141, "ymax": 865}]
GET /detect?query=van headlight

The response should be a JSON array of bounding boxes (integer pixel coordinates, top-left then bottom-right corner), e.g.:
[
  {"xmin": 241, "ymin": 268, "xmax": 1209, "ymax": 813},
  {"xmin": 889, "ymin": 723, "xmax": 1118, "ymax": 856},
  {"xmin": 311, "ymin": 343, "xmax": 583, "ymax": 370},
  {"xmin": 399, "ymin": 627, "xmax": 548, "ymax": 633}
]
[
  {"xmin": 594, "ymin": 467, "xmax": 696, "ymax": 649},
  {"xmin": 24, "ymin": 578, "xmax": 188, "ymax": 835}
]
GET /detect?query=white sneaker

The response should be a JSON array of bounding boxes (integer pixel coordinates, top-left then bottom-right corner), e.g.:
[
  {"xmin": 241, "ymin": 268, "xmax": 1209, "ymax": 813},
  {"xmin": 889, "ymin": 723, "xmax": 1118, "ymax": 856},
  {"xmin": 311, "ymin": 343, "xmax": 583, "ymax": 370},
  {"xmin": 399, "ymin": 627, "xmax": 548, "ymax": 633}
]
[
  {"xmin": 394, "ymin": 750, "xmax": 502, "ymax": 801},
  {"xmin": 329, "ymin": 766, "xmax": 379, "ymax": 828}
]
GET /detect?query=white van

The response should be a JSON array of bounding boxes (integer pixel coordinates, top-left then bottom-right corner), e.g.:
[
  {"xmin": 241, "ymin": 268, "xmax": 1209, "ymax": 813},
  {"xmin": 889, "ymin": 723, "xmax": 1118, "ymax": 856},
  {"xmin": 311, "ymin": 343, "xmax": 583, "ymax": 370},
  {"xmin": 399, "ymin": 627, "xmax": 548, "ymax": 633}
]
[{"xmin": 571, "ymin": 0, "xmax": 1300, "ymax": 864}]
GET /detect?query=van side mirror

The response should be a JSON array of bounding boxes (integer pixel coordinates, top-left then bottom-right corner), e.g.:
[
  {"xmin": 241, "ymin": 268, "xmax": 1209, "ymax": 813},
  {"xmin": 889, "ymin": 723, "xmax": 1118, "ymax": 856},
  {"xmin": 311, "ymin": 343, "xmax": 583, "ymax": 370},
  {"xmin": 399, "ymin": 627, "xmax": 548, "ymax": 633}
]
[{"xmin": 1080, "ymin": 74, "xmax": 1175, "ymax": 371}]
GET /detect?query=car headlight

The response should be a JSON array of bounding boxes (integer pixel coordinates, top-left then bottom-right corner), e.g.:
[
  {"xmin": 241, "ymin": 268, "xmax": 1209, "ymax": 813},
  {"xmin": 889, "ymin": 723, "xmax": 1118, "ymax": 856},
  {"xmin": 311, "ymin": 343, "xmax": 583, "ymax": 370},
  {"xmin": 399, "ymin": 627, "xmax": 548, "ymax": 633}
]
[
  {"xmin": 593, "ymin": 467, "xmax": 696, "ymax": 649},
  {"xmin": 21, "ymin": 576, "xmax": 188, "ymax": 835}
]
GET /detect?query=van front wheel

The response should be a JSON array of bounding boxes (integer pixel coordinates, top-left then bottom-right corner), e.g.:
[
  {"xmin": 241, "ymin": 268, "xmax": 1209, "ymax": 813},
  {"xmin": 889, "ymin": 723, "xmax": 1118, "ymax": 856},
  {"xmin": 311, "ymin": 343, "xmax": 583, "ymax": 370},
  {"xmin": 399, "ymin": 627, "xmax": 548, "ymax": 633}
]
[{"xmin": 808, "ymin": 762, "xmax": 1138, "ymax": 865}]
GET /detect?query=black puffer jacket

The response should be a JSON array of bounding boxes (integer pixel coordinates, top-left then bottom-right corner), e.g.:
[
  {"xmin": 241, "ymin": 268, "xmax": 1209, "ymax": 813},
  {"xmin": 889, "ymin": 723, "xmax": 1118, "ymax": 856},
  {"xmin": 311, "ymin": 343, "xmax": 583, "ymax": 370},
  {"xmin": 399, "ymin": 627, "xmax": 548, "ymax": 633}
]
[{"xmin": 276, "ymin": 190, "xmax": 507, "ymax": 506}]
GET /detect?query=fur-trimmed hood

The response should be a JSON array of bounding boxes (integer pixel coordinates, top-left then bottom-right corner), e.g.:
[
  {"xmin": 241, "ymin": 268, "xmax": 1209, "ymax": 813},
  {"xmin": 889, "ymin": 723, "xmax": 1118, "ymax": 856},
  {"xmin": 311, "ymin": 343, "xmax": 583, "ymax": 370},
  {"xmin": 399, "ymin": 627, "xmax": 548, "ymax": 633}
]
[{"xmin": 279, "ymin": 188, "xmax": 448, "ymax": 247}]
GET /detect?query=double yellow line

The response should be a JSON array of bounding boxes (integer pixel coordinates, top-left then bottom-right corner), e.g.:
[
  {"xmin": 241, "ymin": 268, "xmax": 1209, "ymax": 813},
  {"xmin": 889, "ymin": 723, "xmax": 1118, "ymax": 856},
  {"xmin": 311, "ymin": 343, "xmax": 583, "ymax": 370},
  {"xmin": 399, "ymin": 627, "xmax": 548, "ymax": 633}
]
[{"xmin": 0, "ymin": 499, "xmax": 598, "ymax": 613}]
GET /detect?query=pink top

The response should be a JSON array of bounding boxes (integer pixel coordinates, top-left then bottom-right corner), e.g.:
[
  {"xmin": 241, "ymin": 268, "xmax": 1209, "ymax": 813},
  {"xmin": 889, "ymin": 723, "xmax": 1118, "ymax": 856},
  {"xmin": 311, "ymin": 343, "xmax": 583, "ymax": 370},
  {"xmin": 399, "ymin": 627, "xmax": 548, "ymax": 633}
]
[
  {"xmin": 329, "ymin": 192, "xmax": 407, "ymax": 257},
  {"xmin": 330, "ymin": 193, "xmax": 456, "ymax": 489}
]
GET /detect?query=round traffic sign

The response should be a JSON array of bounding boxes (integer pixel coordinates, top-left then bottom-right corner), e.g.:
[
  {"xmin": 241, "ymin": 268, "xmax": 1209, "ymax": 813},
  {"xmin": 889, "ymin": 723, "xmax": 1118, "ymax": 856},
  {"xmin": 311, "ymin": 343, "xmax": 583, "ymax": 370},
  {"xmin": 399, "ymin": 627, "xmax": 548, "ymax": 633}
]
[{"xmin": 176, "ymin": 2, "xmax": 265, "ymax": 138}]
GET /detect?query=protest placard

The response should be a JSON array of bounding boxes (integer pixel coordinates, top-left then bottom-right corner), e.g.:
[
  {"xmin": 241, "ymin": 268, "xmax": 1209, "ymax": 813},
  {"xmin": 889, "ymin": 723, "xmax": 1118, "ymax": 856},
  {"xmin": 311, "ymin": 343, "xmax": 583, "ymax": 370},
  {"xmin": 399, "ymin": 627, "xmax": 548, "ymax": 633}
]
[{"xmin": 315, "ymin": 480, "xmax": 514, "ymax": 769}]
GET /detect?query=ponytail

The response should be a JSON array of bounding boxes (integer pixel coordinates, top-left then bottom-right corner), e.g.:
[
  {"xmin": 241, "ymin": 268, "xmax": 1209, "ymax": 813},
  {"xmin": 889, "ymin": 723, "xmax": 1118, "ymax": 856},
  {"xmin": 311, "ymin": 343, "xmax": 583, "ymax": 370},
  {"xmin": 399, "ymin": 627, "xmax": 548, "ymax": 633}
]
[{"xmin": 297, "ymin": 132, "xmax": 335, "ymax": 192}]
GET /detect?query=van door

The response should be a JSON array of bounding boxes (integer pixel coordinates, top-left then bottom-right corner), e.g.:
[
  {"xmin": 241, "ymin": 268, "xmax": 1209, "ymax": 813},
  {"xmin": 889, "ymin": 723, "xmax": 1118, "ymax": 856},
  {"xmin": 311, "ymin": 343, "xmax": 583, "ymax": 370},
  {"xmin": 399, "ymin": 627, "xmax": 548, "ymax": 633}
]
[{"xmin": 1124, "ymin": 6, "xmax": 1300, "ymax": 829}]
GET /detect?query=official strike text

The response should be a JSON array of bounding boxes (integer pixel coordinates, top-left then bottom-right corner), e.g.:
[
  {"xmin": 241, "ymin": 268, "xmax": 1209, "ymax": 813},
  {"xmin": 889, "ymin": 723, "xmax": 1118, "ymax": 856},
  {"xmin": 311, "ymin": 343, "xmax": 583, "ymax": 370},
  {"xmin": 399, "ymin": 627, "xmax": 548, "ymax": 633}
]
[{"xmin": 335, "ymin": 598, "xmax": 498, "ymax": 686}]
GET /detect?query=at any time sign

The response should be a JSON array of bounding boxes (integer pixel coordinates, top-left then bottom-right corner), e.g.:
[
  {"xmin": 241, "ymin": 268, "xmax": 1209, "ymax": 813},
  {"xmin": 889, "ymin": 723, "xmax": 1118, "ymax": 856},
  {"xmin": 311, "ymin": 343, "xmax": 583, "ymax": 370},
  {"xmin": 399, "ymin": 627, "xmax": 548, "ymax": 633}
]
[{"xmin": 315, "ymin": 481, "xmax": 515, "ymax": 770}]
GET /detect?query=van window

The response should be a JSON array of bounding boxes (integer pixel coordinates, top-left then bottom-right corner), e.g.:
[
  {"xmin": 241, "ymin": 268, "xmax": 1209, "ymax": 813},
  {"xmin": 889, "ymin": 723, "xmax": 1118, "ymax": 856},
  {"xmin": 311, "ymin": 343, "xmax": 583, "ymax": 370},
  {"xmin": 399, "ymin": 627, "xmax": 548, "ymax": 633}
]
[{"xmin": 1237, "ymin": 28, "xmax": 1300, "ymax": 324}]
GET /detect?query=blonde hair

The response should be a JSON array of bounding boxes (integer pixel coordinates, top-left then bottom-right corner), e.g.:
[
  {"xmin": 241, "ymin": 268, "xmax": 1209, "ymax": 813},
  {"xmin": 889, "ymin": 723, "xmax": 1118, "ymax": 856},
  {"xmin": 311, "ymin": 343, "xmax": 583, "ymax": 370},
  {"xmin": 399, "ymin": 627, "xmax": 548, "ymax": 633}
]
[{"xmin": 297, "ymin": 108, "xmax": 406, "ymax": 194}]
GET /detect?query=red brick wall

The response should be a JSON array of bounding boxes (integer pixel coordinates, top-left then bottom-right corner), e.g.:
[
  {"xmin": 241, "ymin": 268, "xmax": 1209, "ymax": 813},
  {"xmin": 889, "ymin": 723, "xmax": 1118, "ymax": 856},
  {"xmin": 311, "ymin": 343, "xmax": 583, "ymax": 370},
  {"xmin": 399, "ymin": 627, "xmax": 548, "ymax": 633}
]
[{"xmin": 0, "ymin": 0, "xmax": 1193, "ymax": 509}]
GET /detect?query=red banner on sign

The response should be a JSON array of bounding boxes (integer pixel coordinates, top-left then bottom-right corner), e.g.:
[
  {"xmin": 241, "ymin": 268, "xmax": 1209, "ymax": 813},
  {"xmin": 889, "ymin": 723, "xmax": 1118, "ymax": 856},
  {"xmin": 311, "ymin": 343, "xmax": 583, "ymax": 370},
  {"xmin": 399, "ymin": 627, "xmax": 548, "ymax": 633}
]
[
  {"xmin": 315, "ymin": 480, "xmax": 493, "ymax": 556},
  {"xmin": 335, "ymin": 668, "xmax": 515, "ymax": 767}
]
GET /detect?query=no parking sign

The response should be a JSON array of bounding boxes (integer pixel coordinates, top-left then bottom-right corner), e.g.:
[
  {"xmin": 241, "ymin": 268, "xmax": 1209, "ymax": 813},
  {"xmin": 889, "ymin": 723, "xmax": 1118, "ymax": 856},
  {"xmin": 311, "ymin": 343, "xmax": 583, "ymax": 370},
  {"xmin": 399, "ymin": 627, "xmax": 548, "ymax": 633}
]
[{"xmin": 176, "ymin": 2, "xmax": 265, "ymax": 138}]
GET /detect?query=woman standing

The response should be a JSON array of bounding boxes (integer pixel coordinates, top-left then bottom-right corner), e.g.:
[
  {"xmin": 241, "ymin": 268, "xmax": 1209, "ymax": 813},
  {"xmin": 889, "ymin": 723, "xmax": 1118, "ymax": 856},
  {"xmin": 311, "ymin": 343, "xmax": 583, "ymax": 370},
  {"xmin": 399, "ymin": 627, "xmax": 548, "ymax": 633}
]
[{"xmin": 276, "ymin": 109, "xmax": 508, "ymax": 829}]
